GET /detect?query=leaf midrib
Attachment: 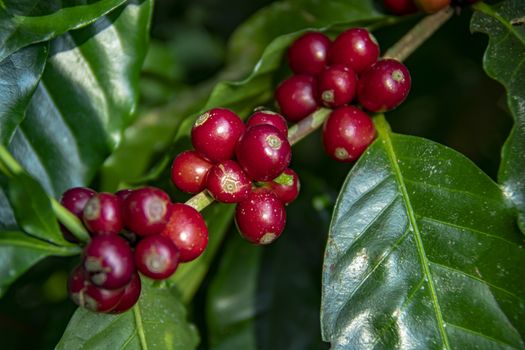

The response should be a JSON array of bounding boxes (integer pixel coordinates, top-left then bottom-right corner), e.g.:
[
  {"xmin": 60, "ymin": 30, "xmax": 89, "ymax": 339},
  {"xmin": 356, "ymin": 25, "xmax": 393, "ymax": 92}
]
[
  {"xmin": 133, "ymin": 303, "xmax": 148, "ymax": 350},
  {"xmin": 473, "ymin": 2, "xmax": 525, "ymax": 48},
  {"xmin": 375, "ymin": 115, "xmax": 451, "ymax": 349}
]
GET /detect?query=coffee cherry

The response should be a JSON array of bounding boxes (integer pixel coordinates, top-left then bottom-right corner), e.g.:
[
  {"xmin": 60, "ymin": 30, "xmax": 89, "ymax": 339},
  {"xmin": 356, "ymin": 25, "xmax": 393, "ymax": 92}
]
[
  {"xmin": 83, "ymin": 192, "xmax": 123, "ymax": 236},
  {"xmin": 171, "ymin": 150, "xmax": 213, "ymax": 194},
  {"xmin": 123, "ymin": 187, "xmax": 171, "ymax": 236},
  {"xmin": 83, "ymin": 235, "xmax": 134, "ymax": 290},
  {"xmin": 322, "ymin": 106, "xmax": 376, "ymax": 162},
  {"xmin": 267, "ymin": 168, "xmax": 300, "ymax": 205},
  {"xmin": 357, "ymin": 59, "xmax": 411, "ymax": 112},
  {"xmin": 236, "ymin": 125, "xmax": 292, "ymax": 182},
  {"xmin": 275, "ymin": 75, "xmax": 319, "ymax": 122},
  {"xmin": 206, "ymin": 160, "xmax": 251, "ymax": 203},
  {"xmin": 328, "ymin": 28, "xmax": 380, "ymax": 74},
  {"xmin": 288, "ymin": 32, "xmax": 331, "ymax": 75},
  {"xmin": 60, "ymin": 187, "xmax": 96, "ymax": 242},
  {"xmin": 110, "ymin": 271, "xmax": 142, "ymax": 314},
  {"xmin": 318, "ymin": 65, "xmax": 358, "ymax": 108},
  {"xmin": 161, "ymin": 203, "xmax": 208, "ymax": 262},
  {"xmin": 235, "ymin": 189, "xmax": 286, "ymax": 245},
  {"xmin": 68, "ymin": 265, "xmax": 124, "ymax": 313},
  {"xmin": 191, "ymin": 108, "xmax": 245, "ymax": 163},
  {"xmin": 115, "ymin": 189, "xmax": 133, "ymax": 203},
  {"xmin": 134, "ymin": 235, "xmax": 179, "ymax": 280},
  {"xmin": 383, "ymin": 0, "xmax": 418, "ymax": 15},
  {"xmin": 414, "ymin": 0, "xmax": 450, "ymax": 13},
  {"xmin": 246, "ymin": 110, "xmax": 288, "ymax": 137}
]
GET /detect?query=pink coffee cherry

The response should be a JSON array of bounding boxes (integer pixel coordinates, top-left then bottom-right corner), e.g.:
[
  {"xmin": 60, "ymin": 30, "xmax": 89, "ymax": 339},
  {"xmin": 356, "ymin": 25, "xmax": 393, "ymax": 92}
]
[{"xmin": 60, "ymin": 187, "xmax": 96, "ymax": 242}]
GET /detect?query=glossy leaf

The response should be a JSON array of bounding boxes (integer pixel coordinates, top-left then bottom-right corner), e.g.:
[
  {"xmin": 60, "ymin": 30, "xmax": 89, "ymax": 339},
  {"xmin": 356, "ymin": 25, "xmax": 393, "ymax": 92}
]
[
  {"xmin": 169, "ymin": 203, "xmax": 235, "ymax": 304},
  {"xmin": 0, "ymin": 0, "xmax": 127, "ymax": 61},
  {"xmin": 471, "ymin": 0, "xmax": 525, "ymax": 232},
  {"xmin": 0, "ymin": 43, "xmax": 48, "ymax": 145},
  {"xmin": 0, "ymin": 231, "xmax": 80, "ymax": 297},
  {"xmin": 56, "ymin": 280, "xmax": 199, "ymax": 350},
  {"xmin": 207, "ymin": 173, "xmax": 334, "ymax": 350},
  {"xmin": 321, "ymin": 116, "xmax": 525, "ymax": 349},
  {"xmin": 7, "ymin": 172, "xmax": 67, "ymax": 245},
  {"xmin": 6, "ymin": 0, "xmax": 151, "ymax": 198}
]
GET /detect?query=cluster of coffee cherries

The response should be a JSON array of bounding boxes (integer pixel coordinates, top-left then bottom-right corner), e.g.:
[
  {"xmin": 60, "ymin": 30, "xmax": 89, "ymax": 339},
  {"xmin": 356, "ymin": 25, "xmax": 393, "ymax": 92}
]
[
  {"xmin": 171, "ymin": 107, "xmax": 299, "ymax": 245},
  {"xmin": 61, "ymin": 185, "xmax": 208, "ymax": 313},
  {"xmin": 383, "ymin": 0, "xmax": 478, "ymax": 16},
  {"xmin": 275, "ymin": 27, "xmax": 411, "ymax": 163}
]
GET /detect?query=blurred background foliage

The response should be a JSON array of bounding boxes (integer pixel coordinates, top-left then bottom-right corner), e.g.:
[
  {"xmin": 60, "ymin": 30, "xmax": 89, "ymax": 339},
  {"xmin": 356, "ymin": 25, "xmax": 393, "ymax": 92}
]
[{"xmin": 0, "ymin": 0, "xmax": 510, "ymax": 349}]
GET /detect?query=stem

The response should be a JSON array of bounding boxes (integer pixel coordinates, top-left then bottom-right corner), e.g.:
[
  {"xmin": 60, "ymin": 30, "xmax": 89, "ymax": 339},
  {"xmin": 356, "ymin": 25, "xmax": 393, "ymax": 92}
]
[
  {"xmin": 288, "ymin": 108, "xmax": 331, "ymax": 145},
  {"xmin": 183, "ymin": 8, "xmax": 453, "ymax": 212},
  {"xmin": 383, "ymin": 6, "xmax": 453, "ymax": 62},
  {"xmin": 0, "ymin": 145, "xmax": 90, "ymax": 242},
  {"xmin": 51, "ymin": 199, "xmax": 90, "ymax": 242},
  {"xmin": 185, "ymin": 190, "xmax": 215, "ymax": 211}
]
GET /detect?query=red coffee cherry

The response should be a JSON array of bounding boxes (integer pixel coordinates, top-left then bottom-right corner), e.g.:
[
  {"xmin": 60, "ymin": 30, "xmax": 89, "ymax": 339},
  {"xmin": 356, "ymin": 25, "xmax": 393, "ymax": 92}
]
[
  {"xmin": 357, "ymin": 59, "xmax": 411, "ymax": 112},
  {"xmin": 266, "ymin": 168, "xmax": 300, "ymax": 205},
  {"xmin": 383, "ymin": 0, "xmax": 418, "ymax": 15},
  {"xmin": 68, "ymin": 265, "xmax": 124, "ymax": 313},
  {"xmin": 83, "ymin": 192, "xmax": 123, "ymax": 236},
  {"xmin": 60, "ymin": 187, "xmax": 96, "ymax": 242},
  {"xmin": 318, "ymin": 64, "xmax": 358, "ymax": 108},
  {"xmin": 110, "ymin": 271, "xmax": 142, "ymax": 314},
  {"xmin": 236, "ymin": 125, "xmax": 292, "ymax": 182},
  {"xmin": 206, "ymin": 160, "xmax": 251, "ymax": 203},
  {"xmin": 275, "ymin": 75, "xmax": 319, "ymax": 122},
  {"xmin": 134, "ymin": 235, "xmax": 179, "ymax": 280},
  {"xmin": 328, "ymin": 28, "xmax": 380, "ymax": 74},
  {"xmin": 246, "ymin": 110, "xmax": 288, "ymax": 137},
  {"xmin": 322, "ymin": 106, "xmax": 376, "ymax": 162},
  {"xmin": 288, "ymin": 32, "xmax": 331, "ymax": 75},
  {"xmin": 235, "ymin": 189, "xmax": 286, "ymax": 245},
  {"xmin": 171, "ymin": 150, "xmax": 213, "ymax": 194},
  {"xmin": 123, "ymin": 187, "xmax": 171, "ymax": 237},
  {"xmin": 191, "ymin": 108, "xmax": 245, "ymax": 163},
  {"xmin": 83, "ymin": 235, "xmax": 135, "ymax": 290},
  {"xmin": 161, "ymin": 203, "xmax": 208, "ymax": 262}
]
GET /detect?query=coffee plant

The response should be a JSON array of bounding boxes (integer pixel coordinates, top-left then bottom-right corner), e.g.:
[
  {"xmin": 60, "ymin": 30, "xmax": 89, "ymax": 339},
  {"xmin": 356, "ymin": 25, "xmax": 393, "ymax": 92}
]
[{"xmin": 0, "ymin": 0, "xmax": 524, "ymax": 349}]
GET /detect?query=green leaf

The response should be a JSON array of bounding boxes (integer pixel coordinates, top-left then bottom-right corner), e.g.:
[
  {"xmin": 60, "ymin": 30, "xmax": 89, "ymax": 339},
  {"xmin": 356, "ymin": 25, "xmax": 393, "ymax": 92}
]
[
  {"xmin": 0, "ymin": 231, "xmax": 80, "ymax": 297},
  {"xmin": 56, "ymin": 280, "xmax": 199, "ymax": 350},
  {"xmin": 207, "ymin": 173, "xmax": 333, "ymax": 350},
  {"xmin": 169, "ymin": 203, "xmax": 235, "ymax": 303},
  {"xmin": 6, "ymin": 0, "xmax": 152, "ymax": 197},
  {"xmin": 7, "ymin": 172, "xmax": 67, "ymax": 245},
  {"xmin": 0, "ymin": 43, "xmax": 48, "ymax": 145},
  {"xmin": 321, "ymin": 116, "xmax": 525, "ymax": 349},
  {"xmin": 0, "ymin": 0, "xmax": 127, "ymax": 61},
  {"xmin": 471, "ymin": 0, "xmax": 525, "ymax": 232}
]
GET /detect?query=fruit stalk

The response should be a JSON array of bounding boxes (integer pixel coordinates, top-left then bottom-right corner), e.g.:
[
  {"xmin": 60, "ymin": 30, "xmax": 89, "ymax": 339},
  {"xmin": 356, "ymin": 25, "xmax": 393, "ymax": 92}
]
[{"xmin": 383, "ymin": 6, "xmax": 453, "ymax": 62}]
